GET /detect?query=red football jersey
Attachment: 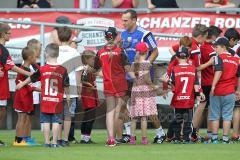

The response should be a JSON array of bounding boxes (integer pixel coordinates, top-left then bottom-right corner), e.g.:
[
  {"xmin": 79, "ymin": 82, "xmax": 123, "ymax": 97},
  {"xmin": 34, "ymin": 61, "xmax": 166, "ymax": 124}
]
[
  {"xmin": 31, "ymin": 64, "xmax": 69, "ymax": 114},
  {"xmin": 81, "ymin": 70, "xmax": 99, "ymax": 109},
  {"xmin": 0, "ymin": 44, "xmax": 15, "ymax": 100},
  {"xmin": 213, "ymin": 53, "xmax": 240, "ymax": 96},
  {"xmin": 200, "ymin": 41, "xmax": 216, "ymax": 86},
  {"xmin": 13, "ymin": 66, "xmax": 36, "ymax": 112},
  {"xmin": 94, "ymin": 45, "xmax": 129, "ymax": 95},
  {"xmin": 170, "ymin": 64, "xmax": 199, "ymax": 109},
  {"xmin": 163, "ymin": 55, "xmax": 193, "ymax": 90}
]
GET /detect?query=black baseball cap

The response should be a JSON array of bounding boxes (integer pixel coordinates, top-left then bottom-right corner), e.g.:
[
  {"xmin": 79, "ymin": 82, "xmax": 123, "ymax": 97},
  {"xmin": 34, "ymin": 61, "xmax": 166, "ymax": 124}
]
[
  {"xmin": 56, "ymin": 16, "xmax": 72, "ymax": 24},
  {"xmin": 105, "ymin": 27, "xmax": 118, "ymax": 40},
  {"xmin": 176, "ymin": 47, "xmax": 189, "ymax": 59},
  {"xmin": 212, "ymin": 37, "xmax": 230, "ymax": 47}
]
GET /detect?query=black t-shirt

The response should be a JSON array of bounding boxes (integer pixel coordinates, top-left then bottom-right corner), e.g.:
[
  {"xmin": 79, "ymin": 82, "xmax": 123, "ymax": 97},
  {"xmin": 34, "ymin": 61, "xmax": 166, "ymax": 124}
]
[
  {"xmin": 151, "ymin": 0, "xmax": 179, "ymax": 8},
  {"xmin": 17, "ymin": 0, "xmax": 51, "ymax": 8}
]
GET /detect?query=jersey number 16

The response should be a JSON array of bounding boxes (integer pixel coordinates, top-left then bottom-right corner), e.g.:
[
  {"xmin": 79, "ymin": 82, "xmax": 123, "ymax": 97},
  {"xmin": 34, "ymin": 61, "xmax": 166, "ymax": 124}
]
[{"xmin": 45, "ymin": 78, "xmax": 58, "ymax": 96}]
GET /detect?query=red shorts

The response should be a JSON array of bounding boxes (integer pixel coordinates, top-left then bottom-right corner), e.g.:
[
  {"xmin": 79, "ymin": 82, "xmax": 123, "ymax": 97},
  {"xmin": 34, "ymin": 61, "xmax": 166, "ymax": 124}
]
[{"xmin": 104, "ymin": 91, "xmax": 126, "ymax": 97}]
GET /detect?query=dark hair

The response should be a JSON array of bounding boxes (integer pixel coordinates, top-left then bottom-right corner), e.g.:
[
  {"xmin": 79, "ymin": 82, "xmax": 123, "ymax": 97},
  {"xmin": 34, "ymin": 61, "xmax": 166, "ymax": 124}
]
[
  {"xmin": 0, "ymin": 23, "xmax": 11, "ymax": 38},
  {"xmin": 224, "ymin": 28, "xmax": 240, "ymax": 41},
  {"xmin": 45, "ymin": 43, "xmax": 59, "ymax": 58},
  {"xmin": 57, "ymin": 26, "xmax": 72, "ymax": 42},
  {"xmin": 81, "ymin": 50, "xmax": 95, "ymax": 65},
  {"xmin": 123, "ymin": 9, "xmax": 137, "ymax": 20},
  {"xmin": 22, "ymin": 47, "xmax": 35, "ymax": 60},
  {"xmin": 207, "ymin": 26, "xmax": 222, "ymax": 39},
  {"xmin": 192, "ymin": 24, "xmax": 208, "ymax": 38}
]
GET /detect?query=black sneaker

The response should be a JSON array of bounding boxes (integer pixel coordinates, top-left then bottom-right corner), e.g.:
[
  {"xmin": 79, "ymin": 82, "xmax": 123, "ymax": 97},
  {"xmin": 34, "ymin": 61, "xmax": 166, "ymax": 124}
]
[
  {"xmin": 153, "ymin": 135, "xmax": 166, "ymax": 144},
  {"xmin": 51, "ymin": 144, "xmax": 60, "ymax": 148},
  {"xmin": 57, "ymin": 140, "xmax": 64, "ymax": 147},
  {"xmin": 80, "ymin": 139, "xmax": 96, "ymax": 144},
  {"xmin": 62, "ymin": 140, "xmax": 70, "ymax": 147},
  {"xmin": 122, "ymin": 134, "xmax": 131, "ymax": 143},
  {"xmin": 0, "ymin": 140, "xmax": 6, "ymax": 146},
  {"xmin": 182, "ymin": 140, "xmax": 193, "ymax": 144},
  {"xmin": 222, "ymin": 139, "xmax": 231, "ymax": 144},
  {"xmin": 172, "ymin": 139, "xmax": 182, "ymax": 144},
  {"xmin": 115, "ymin": 138, "xmax": 125, "ymax": 144},
  {"xmin": 43, "ymin": 143, "xmax": 51, "ymax": 148}
]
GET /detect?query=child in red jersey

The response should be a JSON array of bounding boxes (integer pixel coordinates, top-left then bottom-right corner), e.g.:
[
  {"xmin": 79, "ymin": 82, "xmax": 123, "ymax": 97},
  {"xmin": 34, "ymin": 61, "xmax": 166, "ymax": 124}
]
[
  {"xmin": 0, "ymin": 23, "xmax": 31, "ymax": 146},
  {"xmin": 16, "ymin": 43, "xmax": 70, "ymax": 148},
  {"xmin": 93, "ymin": 27, "xmax": 130, "ymax": 146},
  {"xmin": 13, "ymin": 47, "xmax": 40, "ymax": 146},
  {"xmin": 77, "ymin": 50, "xmax": 99, "ymax": 144},
  {"xmin": 163, "ymin": 47, "xmax": 205, "ymax": 143},
  {"xmin": 210, "ymin": 37, "xmax": 240, "ymax": 144}
]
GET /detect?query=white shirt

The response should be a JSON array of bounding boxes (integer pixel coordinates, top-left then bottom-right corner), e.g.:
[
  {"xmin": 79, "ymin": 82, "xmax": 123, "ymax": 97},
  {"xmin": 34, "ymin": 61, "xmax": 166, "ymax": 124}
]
[{"xmin": 57, "ymin": 45, "xmax": 82, "ymax": 98}]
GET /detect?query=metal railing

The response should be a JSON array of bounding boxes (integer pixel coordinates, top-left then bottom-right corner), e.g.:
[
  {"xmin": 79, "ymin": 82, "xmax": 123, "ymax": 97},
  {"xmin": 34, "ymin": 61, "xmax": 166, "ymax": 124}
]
[{"xmin": 0, "ymin": 17, "xmax": 182, "ymax": 66}]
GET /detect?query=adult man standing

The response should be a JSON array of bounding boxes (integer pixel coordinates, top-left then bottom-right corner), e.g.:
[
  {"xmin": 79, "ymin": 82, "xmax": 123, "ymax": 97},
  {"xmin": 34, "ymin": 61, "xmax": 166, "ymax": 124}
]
[{"xmin": 120, "ymin": 9, "xmax": 165, "ymax": 144}]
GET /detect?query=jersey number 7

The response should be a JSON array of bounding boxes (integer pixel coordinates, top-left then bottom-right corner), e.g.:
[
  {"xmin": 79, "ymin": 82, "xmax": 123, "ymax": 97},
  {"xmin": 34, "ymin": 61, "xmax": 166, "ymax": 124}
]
[{"xmin": 180, "ymin": 77, "xmax": 188, "ymax": 94}]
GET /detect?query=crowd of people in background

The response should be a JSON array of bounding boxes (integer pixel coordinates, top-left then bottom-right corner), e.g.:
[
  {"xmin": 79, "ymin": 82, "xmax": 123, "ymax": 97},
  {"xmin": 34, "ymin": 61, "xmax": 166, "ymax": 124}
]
[{"xmin": 0, "ymin": 7, "xmax": 240, "ymax": 148}]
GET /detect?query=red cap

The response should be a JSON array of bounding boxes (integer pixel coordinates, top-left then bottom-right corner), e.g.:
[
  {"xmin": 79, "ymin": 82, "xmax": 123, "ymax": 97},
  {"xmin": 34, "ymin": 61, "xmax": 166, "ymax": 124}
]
[{"xmin": 135, "ymin": 42, "xmax": 148, "ymax": 54}]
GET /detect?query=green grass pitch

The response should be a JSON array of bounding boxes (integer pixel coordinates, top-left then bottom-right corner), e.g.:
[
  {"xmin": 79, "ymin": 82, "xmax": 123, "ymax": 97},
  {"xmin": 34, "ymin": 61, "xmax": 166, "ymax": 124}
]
[{"xmin": 0, "ymin": 129, "xmax": 239, "ymax": 160}]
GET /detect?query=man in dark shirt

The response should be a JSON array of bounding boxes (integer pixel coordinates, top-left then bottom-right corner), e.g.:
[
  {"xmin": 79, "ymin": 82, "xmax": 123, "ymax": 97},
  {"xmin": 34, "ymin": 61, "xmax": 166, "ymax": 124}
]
[{"xmin": 146, "ymin": 0, "xmax": 178, "ymax": 9}]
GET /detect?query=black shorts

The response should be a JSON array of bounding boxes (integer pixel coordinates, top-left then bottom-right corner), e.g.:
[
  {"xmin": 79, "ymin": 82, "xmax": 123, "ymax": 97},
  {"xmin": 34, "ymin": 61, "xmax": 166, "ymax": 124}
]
[
  {"xmin": 201, "ymin": 86, "xmax": 211, "ymax": 109},
  {"xmin": 235, "ymin": 100, "xmax": 240, "ymax": 108},
  {"xmin": 127, "ymin": 80, "xmax": 133, "ymax": 97}
]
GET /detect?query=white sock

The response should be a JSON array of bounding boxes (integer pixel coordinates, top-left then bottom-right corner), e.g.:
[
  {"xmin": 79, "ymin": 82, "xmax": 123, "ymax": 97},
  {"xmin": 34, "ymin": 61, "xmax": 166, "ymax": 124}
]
[
  {"xmin": 124, "ymin": 122, "xmax": 131, "ymax": 135},
  {"xmin": 156, "ymin": 126, "xmax": 165, "ymax": 137}
]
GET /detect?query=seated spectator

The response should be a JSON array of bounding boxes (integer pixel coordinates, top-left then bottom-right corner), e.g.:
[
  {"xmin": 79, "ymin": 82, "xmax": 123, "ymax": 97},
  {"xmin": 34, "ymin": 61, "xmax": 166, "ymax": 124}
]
[
  {"xmin": 74, "ymin": 0, "xmax": 105, "ymax": 8},
  {"xmin": 146, "ymin": 0, "xmax": 178, "ymax": 9},
  {"xmin": 93, "ymin": 0, "xmax": 105, "ymax": 8},
  {"xmin": 17, "ymin": 0, "xmax": 52, "ymax": 8},
  {"xmin": 112, "ymin": 0, "xmax": 139, "ymax": 8},
  {"xmin": 204, "ymin": 0, "xmax": 236, "ymax": 8}
]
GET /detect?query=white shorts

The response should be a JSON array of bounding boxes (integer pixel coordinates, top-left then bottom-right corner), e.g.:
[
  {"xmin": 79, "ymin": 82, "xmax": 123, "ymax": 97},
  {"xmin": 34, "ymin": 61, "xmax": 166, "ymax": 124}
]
[{"xmin": 0, "ymin": 100, "xmax": 7, "ymax": 106}]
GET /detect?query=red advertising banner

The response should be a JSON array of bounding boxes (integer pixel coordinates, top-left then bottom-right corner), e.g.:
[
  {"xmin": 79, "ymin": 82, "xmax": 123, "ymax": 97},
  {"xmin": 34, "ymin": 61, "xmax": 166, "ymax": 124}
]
[{"xmin": 1, "ymin": 11, "xmax": 240, "ymax": 62}]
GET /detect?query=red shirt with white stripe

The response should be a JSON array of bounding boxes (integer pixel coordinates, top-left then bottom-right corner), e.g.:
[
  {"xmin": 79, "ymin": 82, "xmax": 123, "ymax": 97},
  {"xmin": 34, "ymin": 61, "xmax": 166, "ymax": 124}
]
[
  {"xmin": 200, "ymin": 41, "xmax": 216, "ymax": 86},
  {"xmin": 213, "ymin": 52, "xmax": 240, "ymax": 96},
  {"xmin": 0, "ymin": 44, "xmax": 15, "ymax": 100},
  {"xmin": 94, "ymin": 45, "xmax": 129, "ymax": 96},
  {"xmin": 170, "ymin": 63, "xmax": 199, "ymax": 108}
]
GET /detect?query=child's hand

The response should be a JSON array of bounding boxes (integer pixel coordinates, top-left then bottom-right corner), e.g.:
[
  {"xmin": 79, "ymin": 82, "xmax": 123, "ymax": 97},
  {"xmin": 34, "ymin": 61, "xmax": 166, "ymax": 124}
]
[
  {"xmin": 210, "ymin": 86, "xmax": 215, "ymax": 96},
  {"xmin": 148, "ymin": 3, "xmax": 156, "ymax": 10},
  {"xmin": 235, "ymin": 91, "xmax": 240, "ymax": 101},
  {"xmin": 200, "ymin": 92, "xmax": 205, "ymax": 101},
  {"xmin": 16, "ymin": 80, "xmax": 24, "ymax": 90}
]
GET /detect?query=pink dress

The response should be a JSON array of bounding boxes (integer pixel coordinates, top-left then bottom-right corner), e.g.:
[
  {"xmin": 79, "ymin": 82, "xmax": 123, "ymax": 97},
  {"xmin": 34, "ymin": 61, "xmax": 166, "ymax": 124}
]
[{"xmin": 130, "ymin": 60, "xmax": 158, "ymax": 118}]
